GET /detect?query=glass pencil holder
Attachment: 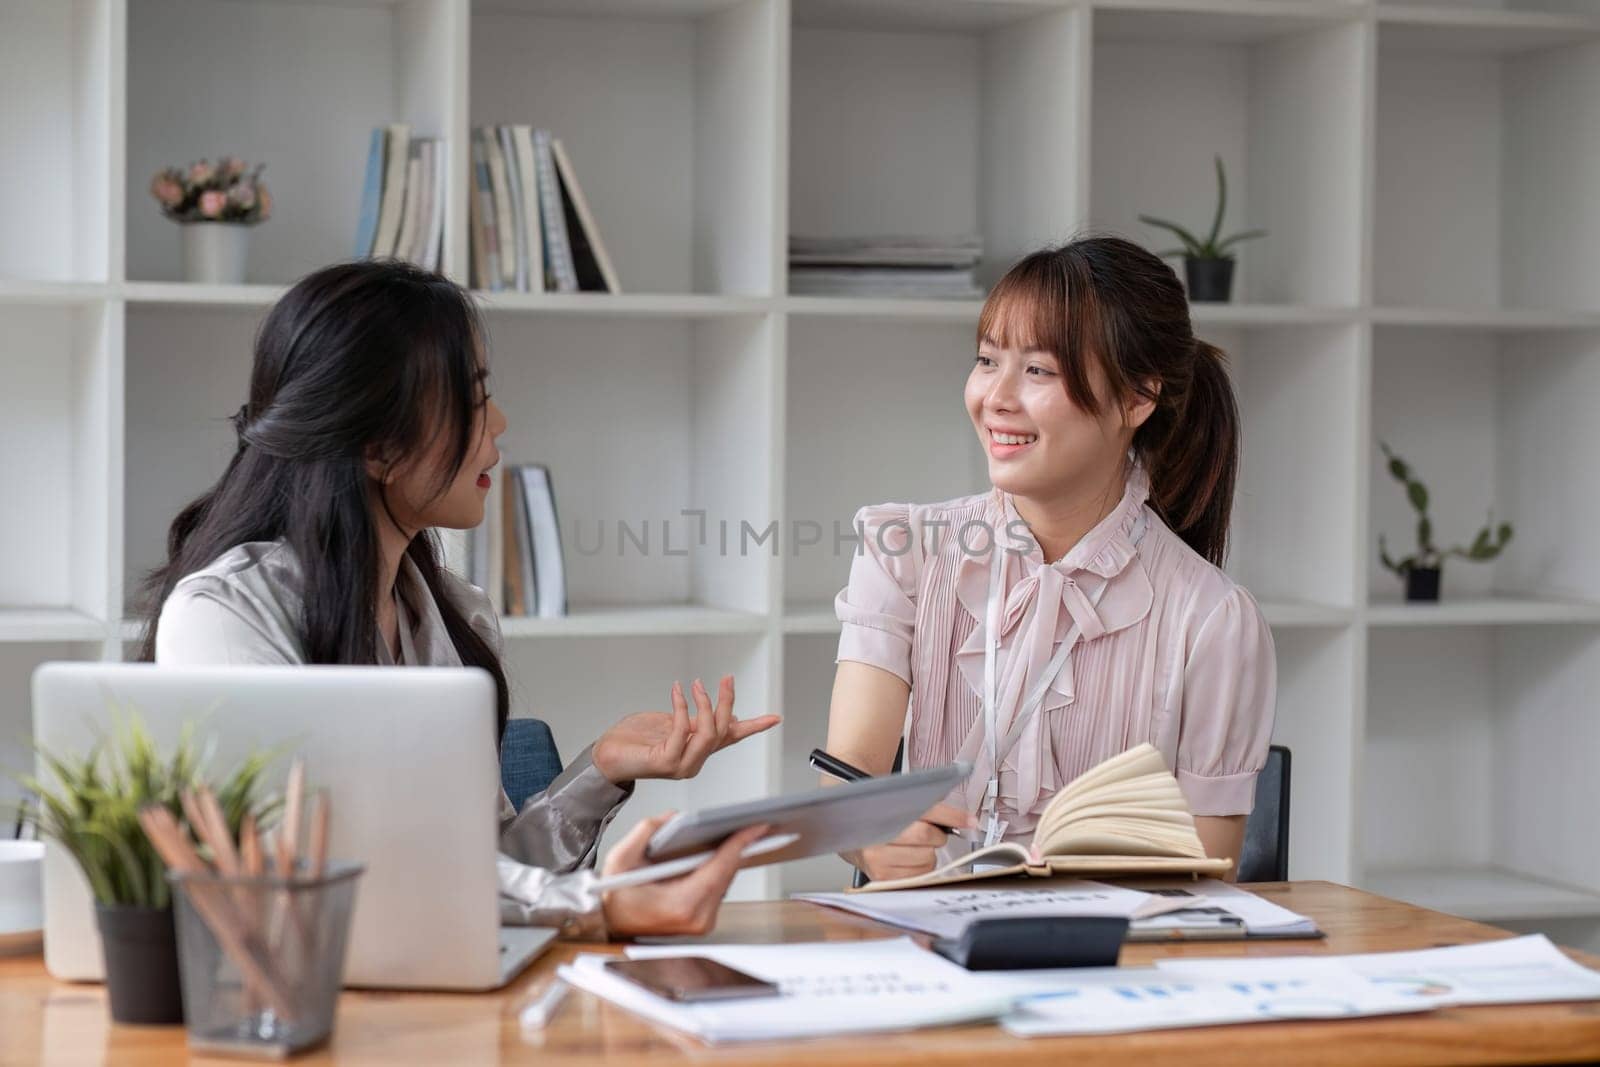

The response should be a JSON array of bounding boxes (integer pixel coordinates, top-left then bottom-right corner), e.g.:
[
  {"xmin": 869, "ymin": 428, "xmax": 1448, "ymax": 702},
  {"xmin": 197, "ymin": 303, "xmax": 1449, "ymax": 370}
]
[{"xmin": 169, "ymin": 862, "xmax": 364, "ymax": 1059}]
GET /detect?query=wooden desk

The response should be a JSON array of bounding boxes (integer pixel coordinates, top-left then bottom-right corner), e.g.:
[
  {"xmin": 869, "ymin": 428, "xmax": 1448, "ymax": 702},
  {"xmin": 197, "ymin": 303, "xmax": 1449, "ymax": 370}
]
[{"xmin": 4, "ymin": 881, "xmax": 1600, "ymax": 1066}]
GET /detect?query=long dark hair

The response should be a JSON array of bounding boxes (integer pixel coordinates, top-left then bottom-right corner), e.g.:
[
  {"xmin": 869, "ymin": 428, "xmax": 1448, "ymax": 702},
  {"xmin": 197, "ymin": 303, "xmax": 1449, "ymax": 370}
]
[
  {"xmin": 977, "ymin": 237, "xmax": 1240, "ymax": 566},
  {"xmin": 137, "ymin": 260, "xmax": 510, "ymax": 737}
]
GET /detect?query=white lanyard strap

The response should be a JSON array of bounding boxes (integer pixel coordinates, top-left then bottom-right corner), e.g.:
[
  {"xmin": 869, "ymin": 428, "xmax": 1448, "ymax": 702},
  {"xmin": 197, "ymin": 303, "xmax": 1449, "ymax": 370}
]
[{"xmin": 978, "ymin": 509, "xmax": 1147, "ymax": 846}]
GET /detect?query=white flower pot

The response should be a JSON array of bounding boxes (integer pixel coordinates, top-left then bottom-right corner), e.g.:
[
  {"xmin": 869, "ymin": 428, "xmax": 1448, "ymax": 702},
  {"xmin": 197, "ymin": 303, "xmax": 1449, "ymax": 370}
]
[{"xmin": 181, "ymin": 222, "xmax": 252, "ymax": 285}]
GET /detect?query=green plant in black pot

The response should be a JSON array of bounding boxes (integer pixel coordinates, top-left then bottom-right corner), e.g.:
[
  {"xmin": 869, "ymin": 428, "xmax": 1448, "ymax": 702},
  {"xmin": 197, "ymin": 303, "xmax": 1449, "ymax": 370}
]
[
  {"xmin": 1377, "ymin": 442, "xmax": 1513, "ymax": 602},
  {"xmin": 1139, "ymin": 155, "xmax": 1266, "ymax": 303},
  {"xmin": 13, "ymin": 711, "xmax": 278, "ymax": 1025}
]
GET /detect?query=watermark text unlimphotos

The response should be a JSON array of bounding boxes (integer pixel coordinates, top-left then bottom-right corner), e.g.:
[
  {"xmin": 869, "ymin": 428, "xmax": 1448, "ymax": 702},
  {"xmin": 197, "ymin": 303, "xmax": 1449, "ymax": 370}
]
[{"xmin": 564, "ymin": 510, "xmax": 1035, "ymax": 559}]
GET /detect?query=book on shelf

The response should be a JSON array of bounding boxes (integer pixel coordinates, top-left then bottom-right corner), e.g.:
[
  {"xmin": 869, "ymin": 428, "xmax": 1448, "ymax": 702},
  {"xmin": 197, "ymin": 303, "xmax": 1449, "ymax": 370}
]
[
  {"xmin": 789, "ymin": 234, "xmax": 982, "ymax": 268},
  {"xmin": 552, "ymin": 137, "xmax": 621, "ymax": 294},
  {"xmin": 519, "ymin": 464, "xmax": 567, "ymax": 618},
  {"xmin": 852, "ymin": 743, "xmax": 1232, "ymax": 893},
  {"xmin": 482, "ymin": 463, "xmax": 568, "ymax": 618},
  {"xmin": 354, "ymin": 125, "xmax": 444, "ymax": 270},
  {"xmin": 504, "ymin": 471, "xmax": 535, "ymax": 616},
  {"xmin": 470, "ymin": 129, "xmax": 500, "ymax": 291},
  {"xmin": 393, "ymin": 140, "xmax": 425, "ymax": 266},
  {"xmin": 496, "ymin": 126, "xmax": 530, "ymax": 292},
  {"xmin": 423, "ymin": 137, "xmax": 446, "ymax": 273},
  {"xmin": 462, "ymin": 126, "xmax": 618, "ymax": 295},
  {"xmin": 483, "ymin": 127, "xmax": 518, "ymax": 290},
  {"xmin": 533, "ymin": 129, "xmax": 579, "ymax": 293},
  {"xmin": 353, "ymin": 127, "xmax": 387, "ymax": 257},
  {"xmin": 511, "ymin": 126, "xmax": 545, "ymax": 294},
  {"xmin": 369, "ymin": 123, "xmax": 411, "ymax": 259},
  {"xmin": 788, "ymin": 234, "xmax": 983, "ymax": 299}
]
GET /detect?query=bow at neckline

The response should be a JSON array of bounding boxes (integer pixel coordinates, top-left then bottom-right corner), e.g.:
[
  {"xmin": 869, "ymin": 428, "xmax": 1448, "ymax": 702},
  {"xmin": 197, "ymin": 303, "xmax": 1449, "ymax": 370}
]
[{"xmin": 945, "ymin": 465, "xmax": 1156, "ymax": 819}]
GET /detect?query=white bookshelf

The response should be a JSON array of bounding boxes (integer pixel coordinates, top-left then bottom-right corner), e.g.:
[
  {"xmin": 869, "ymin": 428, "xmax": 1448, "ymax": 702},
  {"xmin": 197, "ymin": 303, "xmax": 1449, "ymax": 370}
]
[{"xmin": 3, "ymin": 0, "xmax": 1600, "ymax": 931}]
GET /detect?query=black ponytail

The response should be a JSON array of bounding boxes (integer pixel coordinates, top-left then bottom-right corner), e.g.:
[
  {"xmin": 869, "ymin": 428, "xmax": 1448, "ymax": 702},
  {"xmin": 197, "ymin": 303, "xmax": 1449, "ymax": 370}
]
[{"xmin": 978, "ymin": 238, "xmax": 1241, "ymax": 566}]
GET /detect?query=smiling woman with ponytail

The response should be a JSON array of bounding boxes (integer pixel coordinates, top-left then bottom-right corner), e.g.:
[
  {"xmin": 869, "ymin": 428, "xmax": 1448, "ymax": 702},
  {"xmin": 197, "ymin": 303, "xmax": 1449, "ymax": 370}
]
[{"xmin": 823, "ymin": 237, "xmax": 1276, "ymax": 884}]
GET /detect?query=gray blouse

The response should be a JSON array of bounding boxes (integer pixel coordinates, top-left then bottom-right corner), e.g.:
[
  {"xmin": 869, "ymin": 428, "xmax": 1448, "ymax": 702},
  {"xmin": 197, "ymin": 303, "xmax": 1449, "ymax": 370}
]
[{"xmin": 153, "ymin": 540, "xmax": 630, "ymax": 931}]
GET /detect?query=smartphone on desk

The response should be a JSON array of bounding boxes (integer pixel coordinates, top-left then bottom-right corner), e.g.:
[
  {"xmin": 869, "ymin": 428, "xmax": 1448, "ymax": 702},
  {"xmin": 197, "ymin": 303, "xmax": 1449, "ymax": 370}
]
[{"xmin": 604, "ymin": 956, "xmax": 780, "ymax": 1002}]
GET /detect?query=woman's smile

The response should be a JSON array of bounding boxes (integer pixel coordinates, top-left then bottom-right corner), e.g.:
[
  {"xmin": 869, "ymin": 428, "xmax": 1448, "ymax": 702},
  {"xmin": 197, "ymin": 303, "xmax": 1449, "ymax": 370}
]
[{"xmin": 987, "ymin": 426, "xmax": 1039, "ymax": 459}]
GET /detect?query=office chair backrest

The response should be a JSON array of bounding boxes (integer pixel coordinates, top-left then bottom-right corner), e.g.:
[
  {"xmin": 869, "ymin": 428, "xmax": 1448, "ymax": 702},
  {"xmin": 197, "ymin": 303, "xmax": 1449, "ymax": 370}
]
[
  {"xmin": 501, "ymin": 718, "xmax": 565, "ymax": 812},
  {"xmin": 1236, "ymin": 745, "xmax": 1291, "ymax": 882},
  {"xmin": 852, "ymin": 742, "xmax": 1291, "ymax": 887}
]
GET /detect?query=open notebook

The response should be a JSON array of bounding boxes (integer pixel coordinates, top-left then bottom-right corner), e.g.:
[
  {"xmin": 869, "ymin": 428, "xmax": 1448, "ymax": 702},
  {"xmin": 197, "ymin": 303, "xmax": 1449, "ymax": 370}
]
[{"xmin": 852, "ymin": 743, "xmax": 1232, "ymax": 893}]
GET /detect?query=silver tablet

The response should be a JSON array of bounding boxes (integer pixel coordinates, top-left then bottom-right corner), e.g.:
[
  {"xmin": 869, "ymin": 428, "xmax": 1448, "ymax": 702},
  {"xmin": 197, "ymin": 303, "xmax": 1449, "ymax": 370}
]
[{"xmin": 644, "ymin": 762, "xmax": 971, "ymax": 865}]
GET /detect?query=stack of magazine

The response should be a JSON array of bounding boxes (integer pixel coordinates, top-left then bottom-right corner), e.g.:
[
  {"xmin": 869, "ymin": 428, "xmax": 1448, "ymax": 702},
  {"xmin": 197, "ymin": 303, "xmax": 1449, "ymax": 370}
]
[
  {"xmin": 788, "ymin": 235, "xmax": 984, "ymax": 299},
  {"xmin": 468, "ymin": 125, "xmax": 620, "ymax": 294},
  {"xmin": 469, "ymin": 464, "xmax": 567, "ymax": 618},
  {"xmin": 353, "ymin": 124, "xmax": 446, "ymax": 270}
]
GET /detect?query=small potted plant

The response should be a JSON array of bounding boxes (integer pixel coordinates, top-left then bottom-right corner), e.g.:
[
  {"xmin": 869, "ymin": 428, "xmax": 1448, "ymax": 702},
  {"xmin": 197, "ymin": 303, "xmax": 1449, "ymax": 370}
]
[
  {"xmin": 1139, "ymin": 155, "xmax": 1265, "ymax": 303},
  {"xmin": 14, "ymin": 713, "xmax": 278, "ymax": 1025},
  {"xmin": 149, "ymin": 157, "xmax": 271, "ymax": 285},
  {"xmin": 1377, "ymin": 442, "xmax": 1513, "ymax": 602}
]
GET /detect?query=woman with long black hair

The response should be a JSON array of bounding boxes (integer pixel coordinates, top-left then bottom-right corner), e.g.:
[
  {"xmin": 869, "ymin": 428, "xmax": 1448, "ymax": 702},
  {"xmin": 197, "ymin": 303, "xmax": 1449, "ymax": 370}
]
[{"xmin": 140, "ymin": 259, "xmax": 778, "ymax": 938}]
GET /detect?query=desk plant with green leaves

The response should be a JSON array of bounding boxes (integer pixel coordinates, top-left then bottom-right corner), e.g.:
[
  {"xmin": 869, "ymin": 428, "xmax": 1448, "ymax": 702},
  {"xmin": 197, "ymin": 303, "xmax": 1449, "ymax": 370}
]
[
  {"xmin": 1139, "ymin": 155, "xmax": 1266, "ymax": 303},
  {"xmin": 13, "ymin": 711, "xmax": 279, "ymax": 1024},
  {"xmin": 1377, "ymin": 442, "xmax": 1514, "ymax": 602}
]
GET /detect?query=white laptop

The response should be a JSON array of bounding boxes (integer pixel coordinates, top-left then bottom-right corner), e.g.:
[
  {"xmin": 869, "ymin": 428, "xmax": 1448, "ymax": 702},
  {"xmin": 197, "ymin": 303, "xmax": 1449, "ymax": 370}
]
[{"xmin": 32, "ymin": 662, "xmax": 556, "ymax": 991}]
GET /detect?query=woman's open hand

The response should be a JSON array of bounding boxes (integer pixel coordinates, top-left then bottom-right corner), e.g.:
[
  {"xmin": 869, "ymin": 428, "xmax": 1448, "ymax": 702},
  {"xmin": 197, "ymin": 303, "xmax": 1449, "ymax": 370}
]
[
  {"xmin": 600, "ymin": 812, "xmax": 769, "ymax": 938},
  {"xmin": 592, "ymin": 675, "xmax": 781, "ymax": 785}
]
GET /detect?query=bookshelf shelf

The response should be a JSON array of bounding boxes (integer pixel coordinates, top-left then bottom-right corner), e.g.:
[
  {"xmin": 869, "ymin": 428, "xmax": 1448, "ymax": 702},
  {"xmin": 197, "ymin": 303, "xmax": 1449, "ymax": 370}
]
[
  {"xmin": 1259, "ymin": 601, "xmax": 1355, "ymax": 628},
  {"xmin": 121, "ymin": 282, "xmax": 288, "ymax": 308},
  {"xmin": 1093, "ymin": 1, "xmax": 1356, "ymax": 46},
  {"xmin": 1091, "ymin": 6, "xmax": 1364, "ymax": 307},
  {"xmin": 1369, "ymin": 306, "xmax": 1600, "ymax": 331},
  {"xmin": 476, "ymin": 291, "xmax": 769, "ymax": 318},
  {"xmin": 1377, "ymin": 5, "xmax": 1600, "ymax": 55},
  {"xmin": 1365, "ymin": 596, "xmax": 1600, "ymax": 628},
  {"xmin": 0, "ymin": 282, "xmax": 111, "ymax": 307},
  {"xmin": 782, "ymin": 296, "xmax": 984, "ymax": 323},
  {"xmin": 0, "ymin": 611, "xmax": 107, "ymax": 644},
  {"xmin": 781, "ymin": 603, "xmax": 842, "ymax": 636},
  {"xmin": 499, "ymin": 605, "xmax": 768, "ymax": 639},
  {"xmin": 797, "ymin": 0, "xmax": 1070, "ymax": 32},
  {"xmin": 1375, "ymin": 19, "xmax": 1600, "ymax": 314},
  {"xmin": 6, "ymin": 0, "xmax": 1600, "ymax": 929},
  {"xmin": 1190, "ymin": 303, "xmax": 1361, "ymax": 328},
  {"xmin": 1365, "ymin": 865, "xmax": 1600, "ymax": 922}
]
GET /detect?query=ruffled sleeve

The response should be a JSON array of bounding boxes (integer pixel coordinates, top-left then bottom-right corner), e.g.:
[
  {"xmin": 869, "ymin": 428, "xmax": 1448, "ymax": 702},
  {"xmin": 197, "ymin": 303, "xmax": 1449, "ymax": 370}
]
[
  {"xmin": 834, "ymin": 503, "xmax": 919, "ymax": 685},
  {"xmin": 1174, "ymin": 586, "xmax": 1277, "ymax": 817}
]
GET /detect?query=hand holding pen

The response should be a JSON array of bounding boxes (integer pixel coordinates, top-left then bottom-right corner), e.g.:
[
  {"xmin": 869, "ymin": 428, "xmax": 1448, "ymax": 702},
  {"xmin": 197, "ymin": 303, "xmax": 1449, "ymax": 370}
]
[{"xmin": 809, "ymin": 748, "xmax": 977, "ymax": 882}]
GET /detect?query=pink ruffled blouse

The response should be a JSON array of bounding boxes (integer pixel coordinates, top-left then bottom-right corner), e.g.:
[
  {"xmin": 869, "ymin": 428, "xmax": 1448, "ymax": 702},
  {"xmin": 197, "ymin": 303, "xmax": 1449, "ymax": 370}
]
[{"xmin": 834, "ymin": 464, "xmax": 1276, "ymax": 843}]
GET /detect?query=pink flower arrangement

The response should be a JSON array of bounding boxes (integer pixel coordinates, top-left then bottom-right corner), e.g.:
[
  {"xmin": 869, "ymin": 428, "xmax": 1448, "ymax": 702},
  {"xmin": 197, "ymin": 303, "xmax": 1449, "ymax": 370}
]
[{"xmin": 149, "ymin": 157, "xmax": 270, "ymax": 224}]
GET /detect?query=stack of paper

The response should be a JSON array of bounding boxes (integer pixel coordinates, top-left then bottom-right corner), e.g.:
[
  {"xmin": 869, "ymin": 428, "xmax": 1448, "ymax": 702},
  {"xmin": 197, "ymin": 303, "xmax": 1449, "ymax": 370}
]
[
  {"xmin": 795, "ymin": 878, "xmax": 1319, "ymax": 942},
  {"xmin": 788, "ymin": 235, "xmax": 984, "ymax": 299},
  {"xmin": 1128, "ymin": 879, "xmax": 1322, "ymax": 939},
  {"xmin": 560, "ymin": 934, "xmax": 1600, "ymax": 1045},
  {"xmin": 795, "ymin": 881, "xmax": 1176, "ymax": 940},
  {"xmin": 1156, "ymin": 934, "xmax": 1600, "ymax": 1007},
  {"xmin": 558, "ymin": 937, "xmax": 1104, "ymax": 1044}
]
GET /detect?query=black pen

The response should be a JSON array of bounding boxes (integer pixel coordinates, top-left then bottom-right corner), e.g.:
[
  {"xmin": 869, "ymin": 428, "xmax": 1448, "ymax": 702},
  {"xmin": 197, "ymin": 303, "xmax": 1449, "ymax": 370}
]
[{"xmin": 808, "ymin": 748, "xmax": 965, "ymax": 838}]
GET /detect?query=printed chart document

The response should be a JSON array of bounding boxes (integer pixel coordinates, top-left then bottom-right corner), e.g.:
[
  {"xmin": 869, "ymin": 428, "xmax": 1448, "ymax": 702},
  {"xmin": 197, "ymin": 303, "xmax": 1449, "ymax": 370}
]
[
  {"xmin": 557, "ymin": 937, "xmax": 1135, "ymax": 1044},
  {"xmin": 796, "ymin": 879, "xmax": 1317, "ymax": 942},
  {"xmin": 1157, "ymin": 934, "xmax": 1600, "ymax": 1007},
  {"xmin": 1002, "ymin": 962, "xmax": 1429, "ymax": 1037},
  {"xmin": 795, "ymin": 881, "xmax": 1178, "ymax": 940}
]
